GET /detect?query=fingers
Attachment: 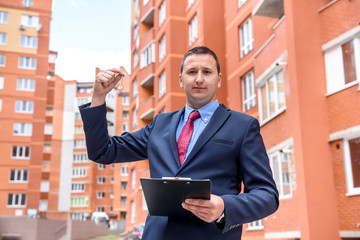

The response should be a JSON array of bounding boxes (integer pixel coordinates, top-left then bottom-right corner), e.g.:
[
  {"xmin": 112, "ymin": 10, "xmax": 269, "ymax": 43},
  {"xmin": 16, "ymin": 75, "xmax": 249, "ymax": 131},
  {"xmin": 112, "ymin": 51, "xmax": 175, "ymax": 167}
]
[
  {"xmin": 95, "ymin": 68, "xmax": 125, "ymax": 89},
  {"xmin": 182, "ymin": 194, "xmax": 225, "ymax": 223}
]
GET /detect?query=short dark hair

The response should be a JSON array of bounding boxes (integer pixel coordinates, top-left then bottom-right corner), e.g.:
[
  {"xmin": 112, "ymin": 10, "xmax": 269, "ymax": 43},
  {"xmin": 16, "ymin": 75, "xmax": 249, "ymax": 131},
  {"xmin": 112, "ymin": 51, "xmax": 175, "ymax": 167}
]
[{"xmin": 180, "ymin": 46, "xmax": 220, "ymax": 74}]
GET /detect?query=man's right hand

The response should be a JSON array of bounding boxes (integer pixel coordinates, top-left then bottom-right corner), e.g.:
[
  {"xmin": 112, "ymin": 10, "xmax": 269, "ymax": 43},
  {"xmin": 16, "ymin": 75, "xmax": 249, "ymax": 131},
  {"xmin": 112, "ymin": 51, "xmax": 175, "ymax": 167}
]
[{"xmin": 91, "ymin": 68, "xmax": 126, "ymax": 107}]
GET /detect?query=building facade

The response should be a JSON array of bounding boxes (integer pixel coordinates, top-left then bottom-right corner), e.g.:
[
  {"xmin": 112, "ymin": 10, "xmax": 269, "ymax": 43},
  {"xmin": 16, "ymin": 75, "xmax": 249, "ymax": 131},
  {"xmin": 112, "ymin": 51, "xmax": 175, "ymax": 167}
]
[
  {"xmin": 128, "ymin": 0, "xmax": 360, "ymax": 239},
  {"xmin": 0, "ymin": 0, "xmax": 53, "ymax": 218}
]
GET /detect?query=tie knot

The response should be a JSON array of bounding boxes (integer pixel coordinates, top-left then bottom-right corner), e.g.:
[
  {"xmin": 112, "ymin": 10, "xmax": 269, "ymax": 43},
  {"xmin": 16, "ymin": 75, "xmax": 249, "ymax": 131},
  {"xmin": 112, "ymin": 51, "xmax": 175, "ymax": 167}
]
[{"xmin": 188, "ymin": 111, "xmax": 200, "ymax": 121}]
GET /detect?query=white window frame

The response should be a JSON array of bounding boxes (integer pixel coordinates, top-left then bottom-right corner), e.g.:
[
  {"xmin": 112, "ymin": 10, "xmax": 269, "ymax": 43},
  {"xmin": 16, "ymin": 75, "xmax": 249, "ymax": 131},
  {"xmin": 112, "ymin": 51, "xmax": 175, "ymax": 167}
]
[
  {"xmin": 133, "ymin": 78, "xmax": 138, "ymax": 97},
  {"xmin": 0, "ymin": 32, "xmax": 7, "ymax": 45},
  {"xmin": 39, "ymin": 200, "xmax": 48, "ymax": 212},
  {"xmin": 121, "ymin": 165, "xmax": 128, "ymax": 176},
  {"xmin": 257, "ymin": 68, "xmax": 286, "ymax": 125},
  {"xmin": 269, "ymin": 150, "xmax": 292, "ymax": 199},
  {"xmin": 159, "ymin": 71, "xmax": 166, "ymax": 98},
  {"xmin": 133, "ymin": 50, "xmax": 139, "ymax": 69},
  {"xmin": 17, "ymin": 78, "xmax": 35, "ymax": 91},
  {"xmin": 123, "ymin": 95, "xmax": 130, "ymax": 105},
  {"xmin": 159, "ymin": 1, "xmax": 166, "ymax": 27},
  {"xmin": 20, "ymin": 35, "xmax": 38, "ymax": 48},
  {"xmin": 143, "ymin": 0, "xmax": 149, "ymax": 6},
  {"xmin": 73, "ymin": 153, "xmax": 88, "ymax": 163},
  {"xmin": 15, "ymin": 100, "xmax": 34, "ymax": 114},
  {"xmin": 0, "ymin": 11, "xmax": 8, "ymax": 24},
  {"xmin": 0, "ymin": 54, "xmax": 5, "ymax": 67},
  {"xmin": 40, "ymin": 180, "xmax": 49, "ymax": 192},
  {"xmin": 98, "ymin": 164, "xmax": 105, "ymax": 170},
  {"xmin": 0, "ymin": 98, "xmax": 2, "ymax": 112},
  {"xmin": 22, "ymin": 0, "xmax": 33, "ymax": 7},
  {"xmin": 72, "ymin": 167, "xmax": 87, "ymax": 178},
  {"xmin": 9, "ymin": 169, "xmax": 28, "ymax": 183},
  {"xmin": 121, "ymin": 196, "xmax": 127, "ymax": 205},
  {"xmin": 21, "ymin": 15, "xmax": 39, "ymax": 28},
  {"xmin": 131, "ymin": 200, "xmax": 136, "ymax": 223},
  {"xmin": 189, "ymin": 15, "xmax": 198, "ymax": 46},
  {"xmin": 132, "ymin": 106, "xmax": 138, "ymax": 129},
  {"xmin": 123, "ymin": 110, "xmax": 129, "ymax": 119},
  {"xmin": 131, "ymin": 168, "xmax": 136, "ymax": 189},
  {"xmin": 13, "ymin": 123, "xmax": 32, "ymax": 136},
  {"xmin": 188, "ymin": 0, "xmax": 195, "ymax": 9},
  {"xmin": 159, "ymin": 34, "xmax": 166, "ymax": 62},
  {"xmin": 247, "ymin": 220, "xmax": 263, "ymax": 231},
  {"xmin": 121, "ymin": 181, "xmax": 128, "ymax": 190},
  {"xmin": 242, "ymin": 70, "xmax": 256, "ymax": 111},
  {"xmin": 239, "ymin": 17, "xmax": 253, "ymax": 58},
  {"xmin": 18, "ymin": 56, "xmax": 37, "ymax": 70},
  {"xmin": 97, "ymin": 191, "xmax": 105, "ymax": 199},
  {"xmin": 74, "ymin": 139, "xmax": 86, "ymax": 149},
  {"xmin": 71, "ymin": 182, "xmax": 85, "ymax": 193},
  {"xmin": 0, "ymin": 76, "xmax": 3, "ymax": 89},
  {"xmin": 323, "ymin": 27, "xmax": 360, "ymax": 96},
  {"xmin": 343, "ymin": 135, "xmax": 360, "ymax": 196},
  {"xmin": 12, "ymin": 146, "xmax": 30, "ymax": 159},
  {"xmin": 71, "ymin": 196, "xmax": 89, "ymax": 207},
  {"xmin": 97, "ymin": 176, "xmax": 106, "ymax": 184},
  {"xmin": 140, "ymin": 42, "xmax": 155, "ymax": 69},
  {"xmin": 7, "ymin": 193, "xmax": 26, "ymax": 208},
  {"xmin": 122, "ymin": 123, "xmax": 129, "ymax": 132}
]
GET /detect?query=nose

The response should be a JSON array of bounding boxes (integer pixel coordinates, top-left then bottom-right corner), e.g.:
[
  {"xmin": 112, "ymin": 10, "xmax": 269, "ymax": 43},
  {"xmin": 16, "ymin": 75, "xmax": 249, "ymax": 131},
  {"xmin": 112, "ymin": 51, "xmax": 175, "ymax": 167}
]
[{"xmin": 195, "ymin": 72, "xmax": 204, "ymax": 83}]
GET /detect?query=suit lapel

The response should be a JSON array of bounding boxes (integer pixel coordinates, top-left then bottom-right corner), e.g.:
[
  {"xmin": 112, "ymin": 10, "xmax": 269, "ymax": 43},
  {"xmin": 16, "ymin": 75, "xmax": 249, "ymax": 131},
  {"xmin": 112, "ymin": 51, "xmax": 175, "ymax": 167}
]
[
  {"xmin": 169, "ymin": 107, "xmax": 185, "ymax": 168},
  {"xmin": 181, "ymin": 104, "xmax": 231, "ymax": 169}
]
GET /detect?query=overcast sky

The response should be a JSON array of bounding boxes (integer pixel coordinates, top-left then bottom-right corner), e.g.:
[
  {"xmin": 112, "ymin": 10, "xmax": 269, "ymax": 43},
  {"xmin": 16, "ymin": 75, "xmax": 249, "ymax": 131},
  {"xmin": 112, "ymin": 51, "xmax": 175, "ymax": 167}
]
[{"xmin": 49, "ymin": 0, "xmax": 132, "ymax": 82}]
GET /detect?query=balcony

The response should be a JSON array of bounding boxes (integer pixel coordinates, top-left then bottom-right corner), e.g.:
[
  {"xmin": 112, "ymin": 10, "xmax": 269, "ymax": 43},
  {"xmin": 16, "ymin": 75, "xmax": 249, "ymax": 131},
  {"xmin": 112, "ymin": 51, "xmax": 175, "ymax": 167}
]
[
  {"xmin": 139, "ymin": 96, "xmax": 155, "ymax": 120},
  {"xmin": 140, "ymin": 0, "xmax": 154, "ymax": 24},
  {"xmin": 140, "ymin": 73, "xmax": 154, "ymax": 87},
  {"xmin": 253, "ymin": 0, "xmax": 284, "ymax": 18}
]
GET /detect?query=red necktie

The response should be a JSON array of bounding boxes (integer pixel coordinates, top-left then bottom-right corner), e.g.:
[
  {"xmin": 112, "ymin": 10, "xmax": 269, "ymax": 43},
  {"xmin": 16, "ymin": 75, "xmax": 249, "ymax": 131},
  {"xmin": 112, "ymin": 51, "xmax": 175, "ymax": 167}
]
[{"xmin": 177, "ymin": 111, "xmax": 201, "ymax": 166}]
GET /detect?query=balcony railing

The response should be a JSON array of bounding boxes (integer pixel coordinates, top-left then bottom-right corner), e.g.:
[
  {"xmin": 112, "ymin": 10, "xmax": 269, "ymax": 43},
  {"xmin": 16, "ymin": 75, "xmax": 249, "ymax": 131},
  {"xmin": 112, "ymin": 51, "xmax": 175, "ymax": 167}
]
[{"xmin": 139, "ymin": 96, "xmax": 155, "ymax": 120}]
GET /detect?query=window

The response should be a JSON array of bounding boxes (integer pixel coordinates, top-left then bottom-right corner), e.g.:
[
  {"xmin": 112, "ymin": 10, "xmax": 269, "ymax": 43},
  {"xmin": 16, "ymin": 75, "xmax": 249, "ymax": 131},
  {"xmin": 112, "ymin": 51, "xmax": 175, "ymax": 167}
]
[
  {"xmin": 0, "ymin": 76, "xmax": 3, "ymax": 89},
  {"xmin": 75, "ymin": 112, "xmax": 81, "ymax": 120},
  {"xmin": 77, "ymin": 97, "xmax": 89, "ymax": 106},
  {"xmin": 121, "ymin": 181, "xmax": 128, "ymax": 190},
  {"xmin": 0, "ymin": 32, "xmax": 7, "ymax": 45},
  {"xmin": 159, "ymin": 35, "xmax": 166, "ymax": 62},
  {"xmin": 74, "ymin": 125, "xmax": 84, "ymax": 134},
  {"xmin": 12, "ymin": 146, "xmax": 30, "ymax": 159},
  {"xmin": 133, "ymin": 79, "xmax": 138, "ymax": 97},
  {"xmin": 121, "ymin": 165, "xmax": 128, "ymax": 176},
  {"xmin": 122, "ymin": 123, "xmax": 129, "ymax": 132},
  {"xmin": 131, "ymin": 168, "xmax": 136, "ymax": 189},
  {"xmin": 15, "ymin": 100, "xmax": 34, "ymax": 114},
  {"xmin": 0, "ymin": 11, "xmax": 8, "ymax": 24},
  {"xmin": 110, "ymin": 191, "xmax": 114, "ymax": 199},
  {"xmin": 18, "ymin": 57, "xmax": 37, "ymax": 69},
  {"xmin": 123, "ymin": 94, "xmax": 130, "ymax": 105},
  {"xmin": 344, "ymin": 136, "xmax": 360, "ymax": 195},
  {"xmin": 134, "ymin": 0, "xmax": 139, "ymax": 12},
  {"xmin": 239, "ymin": 17, "xmax": 253, "ymax": 58},
  {"xmin": 39, "ymin": 200, "xmax": 48, "ymax": 212},
  {"xmin": 20, "ymin": 36, "xmax": 38, "ymax": 48},
  {"xmin": 140, "ymin": 42, "xmax": 155, "ymax": 69},
  {"xmin": 269, "ymin": 150, "xmax": 292, "ymax": 199},
  {"xmin": 0, "ymin": 98, "xmax": 2, "ymax": 112},
  {"xmin": 159, "ymin": 1, "xmax": 166, "ymax": 27},
  {"xmin": 17, "ymin": 78, "xmax": 35, "ymax": 91},
  {"xmin": 43, "ymin": 142, "xmax": 51, "ymax": 153},
  {"xmin": 142, "ymin": 192, "xmax": 148, "ymax": 211},
  {"xmin": 97, "ymin": 191, "xmax": 105, "ymax": 199},
  {"xmin": 44, "ymin": 123, "xmax": 53, "ymax": 135},
  {"xmin": 70, "ymin": 212, "xmax": 87, "ymax": 221},
  {"xmin": 0, "ymin": 54, "xmax": 5, "ymax": 67},
  {"xmin": 40, "ymin": 180, "xmax": 49, "ymax": 192},
  {"xmin": 189, "ymin": 15, "xmax": 198, "ymax": 46},
  {"xmin": 71, "ymin": 183, "xmax": 85, "ymax": 192},
  {"xmin": 123, "ymin": 110, "xmax": 129, "ymax": 119},
  {"xmin": 120, "ymin": 211, "xmax": 127, "ymax": 220},
  {"xmin": 71, "ymin": 196, "xmax": 89, "ymax": 207},
  {"xmin": 247, "ymin": 220, "xmax": 263, "ymax": 231},
  {"xmin": 242, "ymin": 70, "xmax": 256, "ymax": 111},
  {"xmin": 73, "ymin": 153, "xmax": 88, "ymax": 162},
  {"xmin": 13, "ymin": 123, "xmax": 32, "ymax": 136},
  {"xmin": 9, "ymin": 169, "xmax": 28, "ymax": 183},
  {"xmin": 132, "ymin": 107, "xmax": 138, "ymax": 129},
  {"xmin": 258, "ymin": 70, "xmax": 285, "ymax": 123},
  {"xmin": 98, "ymin": 176, "xmax": 106, "ymax": 184},
  {"xmin": 159, "ymin": 71, "xmax": 166, "ymax": 98},
  {"xmin": 133, "ymin": 50, "xmax": 139, "ymax": 69},
  {"xmin": 111, "ymin": 176, "xmax": 114, "ymax": 184},
  {"xmin": 121, "ymin": 196, "xmax": 127, "ymax": 205},
  {"xmin": 21, "ymin": 15, "xmax": 39, "ymax": 27},
  {"xmin": 324, "ymin": 37, "xmax": 360, "ymax": 95},
  {"xmin": 72, "ymin": 167, "xmax": 87, "ymax": 178},
  {"xmin": 143, "ymin": 0, "xmax": 149, "ymax": 5},
  {"xmin": 7, "ymin": 194, "xmax": 26, "ymax": 207},
  {"xmin": 98, "ymin": 164, "xmax": 105, "ymax": 170},
  {"xmin": 74, "ymin": 140, "xmax": 86, "ymax": 148},
  {"xmin": 238, "ymin": 0, "xmax": 247, "ymax": 8},
  {"xmin": 131, "ymin": 200, "xmax": 135, "ymax": 223},
  {"xmin": 22, "ymin": 0, "xmax": 33, "ymax": 7}
]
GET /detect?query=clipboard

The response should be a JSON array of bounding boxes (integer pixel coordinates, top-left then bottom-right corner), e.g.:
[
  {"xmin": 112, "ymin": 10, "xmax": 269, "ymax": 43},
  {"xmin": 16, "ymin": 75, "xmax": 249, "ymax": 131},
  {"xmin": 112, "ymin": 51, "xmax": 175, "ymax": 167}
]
[{"xmin": 140, "ymin": 177, "xmax": 211, "ymax": 217}]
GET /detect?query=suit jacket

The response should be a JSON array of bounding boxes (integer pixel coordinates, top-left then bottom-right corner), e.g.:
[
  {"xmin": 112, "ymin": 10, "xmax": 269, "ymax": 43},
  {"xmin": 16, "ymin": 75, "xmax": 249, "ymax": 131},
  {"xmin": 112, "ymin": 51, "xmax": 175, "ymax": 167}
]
[{"xmin": 79, "ymin": 103, "xmax": 279, "ymax": 240}]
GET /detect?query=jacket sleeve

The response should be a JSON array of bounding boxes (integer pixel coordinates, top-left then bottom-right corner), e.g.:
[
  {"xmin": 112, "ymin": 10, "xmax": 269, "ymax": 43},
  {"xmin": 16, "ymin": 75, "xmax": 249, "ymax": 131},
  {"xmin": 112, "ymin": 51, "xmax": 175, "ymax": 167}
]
[
  {"xmin": 221, "ymin": 117, "xmax": 279, "ymax": 233},
  {"xmin": 79, "ymin": 102, "xmax": 154, "ymax": 164}
]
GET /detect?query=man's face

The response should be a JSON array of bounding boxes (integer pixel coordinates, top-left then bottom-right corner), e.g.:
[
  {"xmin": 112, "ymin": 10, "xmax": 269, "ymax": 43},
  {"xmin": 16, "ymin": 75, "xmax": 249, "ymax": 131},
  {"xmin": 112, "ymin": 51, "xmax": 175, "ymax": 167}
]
[{"xmin": 179, "ymin": 54, "xmax": 221, "ymax": 109}]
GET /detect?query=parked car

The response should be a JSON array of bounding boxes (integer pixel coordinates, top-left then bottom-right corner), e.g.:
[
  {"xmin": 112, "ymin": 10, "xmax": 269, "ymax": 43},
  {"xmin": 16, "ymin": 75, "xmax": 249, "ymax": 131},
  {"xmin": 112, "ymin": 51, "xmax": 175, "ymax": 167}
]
[
  {"xmin": 126, "ymin": 225, "xmax": 144, "ymax": 240},
  {"xmin": 90, "ymin": 212, "xmax": 110, "ymax": 227}
]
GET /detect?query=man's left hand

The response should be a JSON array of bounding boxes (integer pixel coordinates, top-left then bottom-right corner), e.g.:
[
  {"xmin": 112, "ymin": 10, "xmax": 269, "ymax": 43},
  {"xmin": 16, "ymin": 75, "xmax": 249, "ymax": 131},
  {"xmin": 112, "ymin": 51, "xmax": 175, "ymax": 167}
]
[{"xmin": 182, "ymin": 194, "xmax": 224, "ymax": 223}]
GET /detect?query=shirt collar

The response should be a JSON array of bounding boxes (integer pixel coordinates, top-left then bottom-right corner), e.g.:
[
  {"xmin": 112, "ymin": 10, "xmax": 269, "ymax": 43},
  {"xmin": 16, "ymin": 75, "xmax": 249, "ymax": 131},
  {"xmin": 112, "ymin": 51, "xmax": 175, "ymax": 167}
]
[{"xmin": 184, "ymin": 100, "xmax": 219, "ymax": 123}]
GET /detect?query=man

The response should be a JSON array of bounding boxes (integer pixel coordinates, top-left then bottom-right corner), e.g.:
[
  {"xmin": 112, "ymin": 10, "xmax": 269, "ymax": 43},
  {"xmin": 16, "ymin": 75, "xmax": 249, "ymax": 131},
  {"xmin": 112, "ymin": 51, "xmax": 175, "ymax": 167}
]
[{"xmin": 80, "ymin": 46, "xmax": 279, "ymax": 239}]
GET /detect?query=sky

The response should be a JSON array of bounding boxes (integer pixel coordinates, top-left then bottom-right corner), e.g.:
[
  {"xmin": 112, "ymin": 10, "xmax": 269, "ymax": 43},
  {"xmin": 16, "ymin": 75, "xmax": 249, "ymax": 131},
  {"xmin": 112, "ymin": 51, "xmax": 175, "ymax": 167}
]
[{"xmin": 49, "ymin": 0, "xmax": 132, "ymax": 82}]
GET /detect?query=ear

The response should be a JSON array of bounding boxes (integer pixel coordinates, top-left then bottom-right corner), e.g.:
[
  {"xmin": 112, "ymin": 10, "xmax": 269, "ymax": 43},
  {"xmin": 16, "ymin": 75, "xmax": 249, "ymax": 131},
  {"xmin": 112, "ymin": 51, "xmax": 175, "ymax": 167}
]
[
  {"xmin": 179, "ymin": 73, "xmax": 184, "ymax": 88},
  {"xmin": 217, "ymin": 73, "xmax": 222, "ymax": 88}
]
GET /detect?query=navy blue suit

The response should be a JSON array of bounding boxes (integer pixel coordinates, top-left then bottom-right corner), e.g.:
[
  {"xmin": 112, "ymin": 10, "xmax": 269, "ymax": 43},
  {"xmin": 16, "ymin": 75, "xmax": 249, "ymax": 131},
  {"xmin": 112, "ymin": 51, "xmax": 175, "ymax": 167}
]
[{"xmin": 80, "ymin": 102, "xmax": 279, "ymax": 240}]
